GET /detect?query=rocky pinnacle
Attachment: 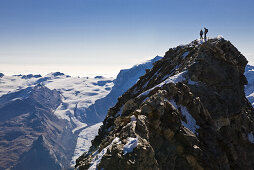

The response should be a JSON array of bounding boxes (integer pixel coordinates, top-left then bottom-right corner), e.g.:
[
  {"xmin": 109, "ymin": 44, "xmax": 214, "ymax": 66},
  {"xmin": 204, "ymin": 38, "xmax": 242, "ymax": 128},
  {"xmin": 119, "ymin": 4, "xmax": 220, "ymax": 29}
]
[{"xmin": 76, "ymin": 37, "xmax": 254, "ymax": 170}]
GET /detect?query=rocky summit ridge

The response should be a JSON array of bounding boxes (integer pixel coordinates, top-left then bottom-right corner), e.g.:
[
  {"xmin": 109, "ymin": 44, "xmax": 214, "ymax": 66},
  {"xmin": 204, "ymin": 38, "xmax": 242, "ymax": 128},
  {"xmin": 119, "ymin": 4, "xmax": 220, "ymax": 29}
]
[{"xmin": 75, "ymin": 37, "xmax": 254, "ymax": 170}]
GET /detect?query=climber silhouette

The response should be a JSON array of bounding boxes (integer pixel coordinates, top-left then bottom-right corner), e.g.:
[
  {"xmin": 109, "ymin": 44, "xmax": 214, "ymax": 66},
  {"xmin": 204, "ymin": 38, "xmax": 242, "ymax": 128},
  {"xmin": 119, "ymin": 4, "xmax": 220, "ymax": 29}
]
[
  {"xmin": 200, "ymin": 29, "xmax": 203, "ymax": 40},
  {"xmin": 204, "ymin": 27, "xmax": 208, "ymax": 41}
]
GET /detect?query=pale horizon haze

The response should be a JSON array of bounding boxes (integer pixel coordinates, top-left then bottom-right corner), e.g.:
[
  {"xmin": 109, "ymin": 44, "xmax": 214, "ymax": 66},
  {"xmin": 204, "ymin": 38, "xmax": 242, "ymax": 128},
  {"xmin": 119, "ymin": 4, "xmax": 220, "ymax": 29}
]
[{"xmin": 0, "ymin": 0, "xmax": 253, "ymax": 77}]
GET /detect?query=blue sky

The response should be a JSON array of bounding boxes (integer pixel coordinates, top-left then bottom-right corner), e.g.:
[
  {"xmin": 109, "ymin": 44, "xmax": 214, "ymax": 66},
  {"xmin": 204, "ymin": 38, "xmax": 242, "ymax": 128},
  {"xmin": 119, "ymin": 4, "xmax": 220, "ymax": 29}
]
[{"xmin": 0, "ymin": 0, "xmax": 253, "ymax": 76}]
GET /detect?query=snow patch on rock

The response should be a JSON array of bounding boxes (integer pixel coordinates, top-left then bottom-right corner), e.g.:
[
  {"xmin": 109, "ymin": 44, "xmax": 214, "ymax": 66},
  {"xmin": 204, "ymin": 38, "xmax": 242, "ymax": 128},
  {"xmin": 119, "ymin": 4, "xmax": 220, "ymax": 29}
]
[
  {"xmin": 181, "ymin": 51, "xmax": 189, "ymax": 59},
  {"xmin": 138, "ymin": 71, "xmax": 187, "ymax": 97},
  {"xmin": 180, "ymin": 105, "xmax": 200, "ymax": 134},
  {"xmin": 248, "ymin": 132, "xmax": 254, "ymax": 144},
  {"xmin": 88, "ymin": 137, "xmax": 120, "ymax": 170},
  {"xmin": 123, "ymin": 137, "xmax": 138, "ymax": 155},
  {"xmin": 216, "ymin": 35, "xmax": 224, "ymax": 39},
  {"xmin": 169, "ymin": 100, "xmax": 178, "ymax": 110},
  {"xmin": 130, "ymin": 115, "xmax": 136, "ymax": 121},
  {"xmin": 170, "ymin": 100, "xmax": 199, "ymax": 134}
]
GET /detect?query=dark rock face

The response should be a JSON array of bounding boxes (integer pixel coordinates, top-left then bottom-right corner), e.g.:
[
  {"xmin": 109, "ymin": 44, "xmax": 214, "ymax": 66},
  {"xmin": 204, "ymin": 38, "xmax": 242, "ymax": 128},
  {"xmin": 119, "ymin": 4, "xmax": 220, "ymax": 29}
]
[
  {"xmin": 0, "ymin": 85, "xmax": 75, "ymax": 169},
  {"xmin": 76, "ymin": 38, "xmax": 254, "ymax": 170}
]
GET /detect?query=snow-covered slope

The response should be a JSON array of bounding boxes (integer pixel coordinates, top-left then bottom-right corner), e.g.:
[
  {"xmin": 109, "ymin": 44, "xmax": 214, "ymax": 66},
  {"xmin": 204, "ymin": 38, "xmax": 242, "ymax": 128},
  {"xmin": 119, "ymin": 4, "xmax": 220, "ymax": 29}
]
[
  {"xmin": 0, "ymin": 72, "xmax": 114, "ymax": 168},
  {"xmin": 43, "ymin": 73, "xmax": 113, "ymax": 132},
  {"xmin": 0, "ymin": 73, "xmax": 114, "ymax": 131}
]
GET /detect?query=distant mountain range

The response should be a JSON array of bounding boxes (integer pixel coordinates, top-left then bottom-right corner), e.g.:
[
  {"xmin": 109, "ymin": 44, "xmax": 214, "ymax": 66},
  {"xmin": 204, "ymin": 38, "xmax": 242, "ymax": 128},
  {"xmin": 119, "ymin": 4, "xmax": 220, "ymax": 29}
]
[
  {"xmin": 0, "ymin": 56, "xmax": 161, "ymax": 169},
  {"xmin": 0, "ymin": 84, "xmax": 73, "ymax": 169}
]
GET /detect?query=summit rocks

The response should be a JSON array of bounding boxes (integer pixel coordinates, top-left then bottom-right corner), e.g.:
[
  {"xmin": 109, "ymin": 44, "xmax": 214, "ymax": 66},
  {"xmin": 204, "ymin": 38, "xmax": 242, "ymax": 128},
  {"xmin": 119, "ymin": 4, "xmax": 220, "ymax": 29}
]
[{"xmin": 76, "ymin": 37, "xmax": 254, "ymax": 170}]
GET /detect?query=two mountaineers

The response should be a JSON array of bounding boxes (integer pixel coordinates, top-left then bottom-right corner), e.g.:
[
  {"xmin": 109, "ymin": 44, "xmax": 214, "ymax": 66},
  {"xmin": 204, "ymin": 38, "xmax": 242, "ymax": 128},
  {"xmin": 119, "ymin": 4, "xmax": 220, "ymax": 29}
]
[{"xmin": 200, "ymin": 27, "xmax": 208, "ymax": 41}]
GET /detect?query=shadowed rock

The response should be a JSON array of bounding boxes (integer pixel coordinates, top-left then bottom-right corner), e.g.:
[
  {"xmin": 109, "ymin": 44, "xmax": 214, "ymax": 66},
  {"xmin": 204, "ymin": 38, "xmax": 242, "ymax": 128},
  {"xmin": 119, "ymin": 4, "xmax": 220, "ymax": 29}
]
[{"xmin": 76, "ymin": 37, "xmax": 254, "ymax": 170}]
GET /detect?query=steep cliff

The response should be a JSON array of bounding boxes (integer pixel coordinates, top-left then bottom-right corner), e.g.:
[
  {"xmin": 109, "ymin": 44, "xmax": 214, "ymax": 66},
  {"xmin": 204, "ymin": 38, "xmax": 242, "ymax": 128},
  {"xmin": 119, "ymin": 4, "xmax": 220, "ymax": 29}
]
[{"xmin": 76, "ymin": 37, "xmax": 254, "ymax": 170}]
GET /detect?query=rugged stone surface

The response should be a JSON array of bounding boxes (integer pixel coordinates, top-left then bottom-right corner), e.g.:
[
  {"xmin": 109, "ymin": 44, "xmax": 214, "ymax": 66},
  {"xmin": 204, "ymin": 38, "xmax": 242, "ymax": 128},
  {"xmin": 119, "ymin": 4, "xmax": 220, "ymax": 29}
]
[{"xmin": 76, "ymin": 37, "xmax": 254, "ymax": 170}]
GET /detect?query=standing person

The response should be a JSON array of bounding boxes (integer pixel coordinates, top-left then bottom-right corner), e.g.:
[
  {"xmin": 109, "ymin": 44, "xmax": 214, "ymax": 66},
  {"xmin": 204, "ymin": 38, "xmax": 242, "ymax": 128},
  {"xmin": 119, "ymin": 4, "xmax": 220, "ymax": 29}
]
[
  {"xmin": 200, "ymin": 29, "xmax": 203, "ymax": 40},
  {"xmin": 204, "ymin": 27, "xmax": 208, "ymax": 41}
]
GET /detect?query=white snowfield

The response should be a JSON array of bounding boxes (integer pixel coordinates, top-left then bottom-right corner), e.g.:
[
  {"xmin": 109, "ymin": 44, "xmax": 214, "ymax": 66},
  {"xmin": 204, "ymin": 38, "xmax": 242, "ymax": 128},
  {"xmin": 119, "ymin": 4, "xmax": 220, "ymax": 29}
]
[
  {"xmin": 0, "ymin": 75, "xmax": 39, "ymax": 97},
  {"xmin": 45, "ymin": 73, "xmax": 113, "ymax": 123},
  {"xmin": 0, "ymin": 73, "xmax": 113, "ymax": 130},
  {"xmin": 44, "ymin": 74, "xmax": 113, "ymax": 133}
]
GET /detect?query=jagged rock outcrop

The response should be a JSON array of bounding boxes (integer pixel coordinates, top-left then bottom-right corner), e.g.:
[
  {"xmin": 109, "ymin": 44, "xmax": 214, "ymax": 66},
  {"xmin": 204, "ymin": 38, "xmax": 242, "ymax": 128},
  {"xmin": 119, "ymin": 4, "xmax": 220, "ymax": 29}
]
[{"xmin": 76, "ymin": 37, "xmax": 254, "ymax": 170}]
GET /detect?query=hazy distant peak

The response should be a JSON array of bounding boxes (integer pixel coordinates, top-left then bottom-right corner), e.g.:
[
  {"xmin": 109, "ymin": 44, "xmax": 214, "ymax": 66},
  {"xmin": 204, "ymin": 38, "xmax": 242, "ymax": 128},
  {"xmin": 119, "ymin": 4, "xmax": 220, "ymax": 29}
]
[
  {"xmin": 46, "ymin": 72, "xmax": 70, "ymax": 78},
  {"xmin": 0, "ymin": 73, "xmax": 4, "ymax": 78},
  {"xmin": 94, "ymin": 76, "xmax": 105, "ymax": 79}
]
